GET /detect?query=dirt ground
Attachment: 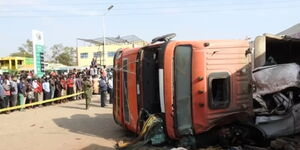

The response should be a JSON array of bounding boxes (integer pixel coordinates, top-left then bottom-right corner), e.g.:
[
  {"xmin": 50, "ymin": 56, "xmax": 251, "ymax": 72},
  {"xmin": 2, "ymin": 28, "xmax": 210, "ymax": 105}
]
[
  {"xmin": 2, "ymin": 95, "xmax": 298, "ymax": 150},
  {"xmin": 0, "ymin": 95, "xmax": 127, "ymax": 150}
]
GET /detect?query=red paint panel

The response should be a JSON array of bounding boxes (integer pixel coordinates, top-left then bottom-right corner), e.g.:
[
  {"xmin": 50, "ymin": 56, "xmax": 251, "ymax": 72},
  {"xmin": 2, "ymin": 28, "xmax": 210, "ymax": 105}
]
[
  {"xmin": 193, "ymin": 40, "xmax": 253, "ymax": 133},
  {"xmin": 163, "ymin": 41, "xmax": 177, "ymax": 139},
  {"xmin": 123, "ymin": 49, "xmax": 139, "ymax": 133},
  {"xmin": 191, "ymin": 43, "xmax": 207, "ymax": 134},
  {"xmin": 113, "ymin": 50, "xmax": 124, "ymax": 127},
  {"xmin": 164, "ymin": 40, "xmax": 253, "ymax": 138}
]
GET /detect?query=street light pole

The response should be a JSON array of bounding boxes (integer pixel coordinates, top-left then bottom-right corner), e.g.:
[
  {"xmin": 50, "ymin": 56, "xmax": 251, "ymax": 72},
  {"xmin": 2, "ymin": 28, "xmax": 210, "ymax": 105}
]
[{"xmin": 101, "ymin": 5, "xmax": 114, "ymax": 66}]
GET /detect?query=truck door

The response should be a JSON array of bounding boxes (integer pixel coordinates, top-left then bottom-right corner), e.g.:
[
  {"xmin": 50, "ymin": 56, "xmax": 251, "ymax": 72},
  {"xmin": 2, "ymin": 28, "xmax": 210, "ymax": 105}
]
[{"xmin": 113, "ymin": 51, "xmax": 124, "ymax": 126}]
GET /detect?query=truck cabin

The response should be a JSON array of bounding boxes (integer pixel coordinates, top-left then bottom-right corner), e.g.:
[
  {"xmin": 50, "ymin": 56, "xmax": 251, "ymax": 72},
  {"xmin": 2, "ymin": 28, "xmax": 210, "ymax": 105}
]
[
  {"xmin": 113, "ymin": 45, "xmax": 163, "ymax": 132},
  {"xmin": 113, "ymin": 34, "xmax": 253, "ymax": 139}
]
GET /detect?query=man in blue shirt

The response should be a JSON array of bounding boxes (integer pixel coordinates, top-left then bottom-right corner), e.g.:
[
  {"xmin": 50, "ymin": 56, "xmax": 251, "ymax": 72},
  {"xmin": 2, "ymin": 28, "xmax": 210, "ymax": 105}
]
[{"xmin": 99, "ymin": 76, "xmax": 107, "ymax": 107}]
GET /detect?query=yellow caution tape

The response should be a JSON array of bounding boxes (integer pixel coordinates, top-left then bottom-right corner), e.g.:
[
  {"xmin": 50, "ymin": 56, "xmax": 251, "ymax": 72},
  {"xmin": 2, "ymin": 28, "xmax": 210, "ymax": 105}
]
[{"xmin": 0, "ymin": 92, "xmax": 84, "ymax": 113}]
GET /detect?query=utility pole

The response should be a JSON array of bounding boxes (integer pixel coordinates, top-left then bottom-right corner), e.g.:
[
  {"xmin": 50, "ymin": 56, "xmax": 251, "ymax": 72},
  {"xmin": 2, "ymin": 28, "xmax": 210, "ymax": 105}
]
[{"xmin": 101, "ymin": 5, "xmax": 114, "ymax": 66}]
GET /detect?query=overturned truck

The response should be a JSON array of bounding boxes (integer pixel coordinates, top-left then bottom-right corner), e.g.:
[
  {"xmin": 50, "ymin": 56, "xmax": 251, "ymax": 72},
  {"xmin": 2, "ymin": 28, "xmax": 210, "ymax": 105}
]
[{"xmin": 113, "ymin": 33, "xmax": 300, "ymax": 149}]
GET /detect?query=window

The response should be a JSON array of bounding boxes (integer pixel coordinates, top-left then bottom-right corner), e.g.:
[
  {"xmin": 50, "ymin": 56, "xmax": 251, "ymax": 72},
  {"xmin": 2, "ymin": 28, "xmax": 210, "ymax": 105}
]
[
  {"xmin": 107, "ymin": 52, "xmax": 115, "ymax": 57},
  {"xmin": 80, "ymin": 53, "xmax": 88, "ymax": 59},
  {"xmin": 174, "ymin": 45, "xmax": 193, "ymax": 136},
  {"xmin": 208, "ymin": 72, "xmax": 231, "ymax": 109},
  {"xmin": 17, "ymin": 60, "xmax": 22, "ymax": 65},
  {"xmin": 93, "ymin": 52, "xmax": 101, "ymax": 58}
]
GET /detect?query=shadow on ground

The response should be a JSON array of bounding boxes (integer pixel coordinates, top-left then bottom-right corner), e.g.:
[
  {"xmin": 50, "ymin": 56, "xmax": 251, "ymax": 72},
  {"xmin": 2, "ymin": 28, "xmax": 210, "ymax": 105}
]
[
  {"xmin": 80, "ymin": 144, "xmax": 115, "ymax": 150},
  {"xmin": 52, "ymin": 113, "xmax": 129, "ymax": 141},
  {"xmin": 78, "ymin": 103, "xmax": 101, "ymax": 108},
  {"xmin": 59, "ymin": 105, "xmax": 87, "ymax": 110},
  {"xmin": 53, "ymin": 114, "xmax": 176, "ymax": 150}
]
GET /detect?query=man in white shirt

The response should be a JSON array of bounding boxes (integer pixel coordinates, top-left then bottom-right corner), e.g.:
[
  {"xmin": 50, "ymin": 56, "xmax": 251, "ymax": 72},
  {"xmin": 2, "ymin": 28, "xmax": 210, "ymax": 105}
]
[{"xmin": 42, "ymin": 79, "xmax": 51, "ymax": 105}]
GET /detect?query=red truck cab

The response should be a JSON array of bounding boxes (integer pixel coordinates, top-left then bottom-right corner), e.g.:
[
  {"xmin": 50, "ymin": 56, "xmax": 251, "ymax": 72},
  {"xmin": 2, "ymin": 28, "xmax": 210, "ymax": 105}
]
[{"xmin": 113, "ymin": 34, "xmax": 253, "ymax": 140}]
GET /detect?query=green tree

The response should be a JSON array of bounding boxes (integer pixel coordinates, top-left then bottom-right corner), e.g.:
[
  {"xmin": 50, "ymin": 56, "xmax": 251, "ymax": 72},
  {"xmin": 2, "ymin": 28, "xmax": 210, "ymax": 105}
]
[
  {"xmin": 10, "ymin": 39, "xmax": 33, "ymax": 57},
  {"xmin": 50, "ymin": 44, "xmax": 75, "ymax": 66}
]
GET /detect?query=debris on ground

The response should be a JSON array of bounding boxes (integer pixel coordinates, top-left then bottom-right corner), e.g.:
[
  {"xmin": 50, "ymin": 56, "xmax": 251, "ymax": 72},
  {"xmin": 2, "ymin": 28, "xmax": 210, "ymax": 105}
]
[
  {"xmin": 170, "ymin": 147, "xmax": 188, "ymax": 150},
  {"xmin": 116, "ymin": 115, "xmax": 165, "ymax": 150},
  {"xmin": 270, "ymin": 136, "xmax": 300, "ymax": 150}
]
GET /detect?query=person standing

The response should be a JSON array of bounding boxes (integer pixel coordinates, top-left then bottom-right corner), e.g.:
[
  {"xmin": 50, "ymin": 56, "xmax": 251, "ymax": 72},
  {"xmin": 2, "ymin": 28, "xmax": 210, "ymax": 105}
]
[
  {"xmin": 92, "ymin": 75, "xmax": 99, "ymax": 95},
  {"xmin": 75, "ymin": 74, "xmax": 83, "ymax": 100},
  {"xmin": 55, "ymin": 76, "xmax": 62, "ymax": 103},
  {"xmin": 72, "ymin": 74, "xmax": 77, "ymax": 100},
  {"xmin": 100, "ymin": 67, "xmax": 107, "ymax": 79},
  {"xmin": 36, "ymin": 78, "xmax": 44, "ymax": 106},
  {"xmin": 26, "ymin": 83, "xmax": 35, "ymax": 107},
  {"xmin": 10, "ymin": 77, "xmax": 18, "ymax": 108},
  {"xmin": 2, "ymin": 78, "xmax": 11, "ymax": 111},
  {"xmin": 0, "ymin": 83, "xmax": 6, "ymax": 109},
  {"xmin": 99, "ymin": 76, "xmax": 107, "ymax": 107},
  {"xmin": 43, "ymin": 79, "xmax": 51, "ymax": 105},
  {"xmin": 83, "ymin": 76, "xmax": 92, "ymax": 110},
  {"xmin": 90, "ymin": 67, "xmax": 95, "ymax": 76},
  {"xmin": 50, "ymin": 76, "xmax": 56, "ymax": 100},
  {"xmin": 18, "ymin": 78, "xmax": 27, "ymax": 111},
  {"xmin": 60, "ymin": 76, "xmax": 67, "ymax": 102},
  {"xmin": 66, "ymin": 75, "xmax": 74, "ymax": 100},
  {"xmin": 91, "ymin": 58, "xmax": 97, "ymax": 68},
  {"xmin": 0, "ymin": 75, "xmax": 3, "ymax": 85},
  {"xmin": 107, "ymin": 76, "xmax": 113, "ymax": 104}
]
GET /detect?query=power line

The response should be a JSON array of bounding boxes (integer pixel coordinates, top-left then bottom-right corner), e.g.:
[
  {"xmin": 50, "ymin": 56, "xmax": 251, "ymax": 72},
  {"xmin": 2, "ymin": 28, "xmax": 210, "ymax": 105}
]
[
  {"xmin": 0, "ymin": 5, "xmax": 298, "ymax": 18},
  {"xmin": 0, "ymin": 0, "xmax": 204, "ymax": 6},
  {"xmin": 0, "ymin": 0, "xmax": 295, "ymax": 7},
  {"xmin": 0, "ymin": 0, "xmax": 298, "ymax": 13}
]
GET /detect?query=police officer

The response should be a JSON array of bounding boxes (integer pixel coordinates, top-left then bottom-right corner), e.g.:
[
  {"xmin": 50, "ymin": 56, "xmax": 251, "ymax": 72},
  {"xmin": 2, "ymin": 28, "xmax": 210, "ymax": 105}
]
[{"xmin": 83, "ymin": 76, "xmax": 92, "ymax": 110}]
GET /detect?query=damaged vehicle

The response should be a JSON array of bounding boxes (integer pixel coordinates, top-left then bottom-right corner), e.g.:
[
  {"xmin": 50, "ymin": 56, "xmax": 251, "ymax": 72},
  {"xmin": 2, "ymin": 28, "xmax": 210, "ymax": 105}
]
[
  {"xmin": 253, "ymin": 34, "xmax": 300, "ymax": 139},
  {"xmin": 253, "ymin": 63, "xmax": 300, "ymax": 138},
  {"xmin": 113, "ymin": 33, "xmax": 300, "ymax": 149}
]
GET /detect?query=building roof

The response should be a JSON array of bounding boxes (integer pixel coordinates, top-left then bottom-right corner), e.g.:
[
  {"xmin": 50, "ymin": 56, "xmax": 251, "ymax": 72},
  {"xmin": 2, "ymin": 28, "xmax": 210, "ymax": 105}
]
[
  {"xmin": 277, "ymin": 23, "xmax": 300, "ymax": 38},
  {"xmin": 78, "ymin": 35, "xmax": 144, "ymax": 45},
  {"xmin": 45, "ymin": 63, "xmax": 67, "ymax": 70},
  {"xmin": 0, "ymin": 56, "xmax": 31, "ymax": 60}
]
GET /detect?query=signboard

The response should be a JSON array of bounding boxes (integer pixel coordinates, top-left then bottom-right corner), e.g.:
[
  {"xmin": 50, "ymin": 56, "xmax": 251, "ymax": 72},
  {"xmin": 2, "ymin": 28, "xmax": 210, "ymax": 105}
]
[{"xmin": 32, "ymin": 30, "xmax": 45, "ymax": 77}]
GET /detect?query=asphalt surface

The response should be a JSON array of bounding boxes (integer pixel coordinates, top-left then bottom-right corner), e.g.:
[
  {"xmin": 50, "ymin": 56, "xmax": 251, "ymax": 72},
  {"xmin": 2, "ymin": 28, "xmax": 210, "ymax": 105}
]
[{"xmin": 0, "ymin": 95, "xmax": 127, "ymax": 150}]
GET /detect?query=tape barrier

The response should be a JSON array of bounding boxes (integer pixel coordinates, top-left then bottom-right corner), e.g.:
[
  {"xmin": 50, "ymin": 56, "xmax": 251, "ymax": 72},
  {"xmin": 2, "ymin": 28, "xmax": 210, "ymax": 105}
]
[{"xmin": 0, "ymin": 92, "xmax": 84, "ymax": 113}]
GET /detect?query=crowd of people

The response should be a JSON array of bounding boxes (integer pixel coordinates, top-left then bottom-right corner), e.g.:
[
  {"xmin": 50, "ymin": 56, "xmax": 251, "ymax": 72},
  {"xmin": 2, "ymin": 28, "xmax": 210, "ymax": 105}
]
[{"xmin": 0, "ymin": 65, "xmax": 113, "ymax": 114}]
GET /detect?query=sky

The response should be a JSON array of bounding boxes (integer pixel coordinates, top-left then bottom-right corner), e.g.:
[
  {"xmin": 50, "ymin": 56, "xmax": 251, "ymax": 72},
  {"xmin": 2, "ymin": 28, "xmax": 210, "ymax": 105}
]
[{"xmin": 0, "ymin": 0, "xmax": 299, "ymax": 57}]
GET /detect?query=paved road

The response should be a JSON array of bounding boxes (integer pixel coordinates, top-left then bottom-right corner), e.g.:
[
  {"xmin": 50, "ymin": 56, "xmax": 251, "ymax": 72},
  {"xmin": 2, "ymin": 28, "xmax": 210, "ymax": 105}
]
[{"xmin": 0, "ymin": 95, "xmax": 128, "ymax": 150}]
